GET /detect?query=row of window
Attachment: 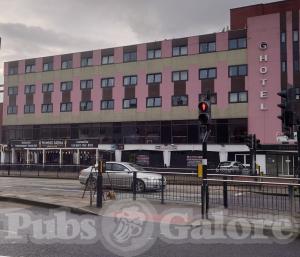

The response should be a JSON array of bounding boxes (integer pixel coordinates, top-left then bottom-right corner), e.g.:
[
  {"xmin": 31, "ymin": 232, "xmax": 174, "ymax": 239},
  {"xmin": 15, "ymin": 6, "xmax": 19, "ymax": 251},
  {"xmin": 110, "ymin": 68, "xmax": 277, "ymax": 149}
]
[
  {"xmin": 7, "ymin": 92, "xmax": 248, "ymax": 114},
  {"xmin": 8, "ymin": 65, "xmax": 248, "ymax": 95},
  {"xmin": 9, "ymin": 38, "xmax": 247, "ymax": 75}
]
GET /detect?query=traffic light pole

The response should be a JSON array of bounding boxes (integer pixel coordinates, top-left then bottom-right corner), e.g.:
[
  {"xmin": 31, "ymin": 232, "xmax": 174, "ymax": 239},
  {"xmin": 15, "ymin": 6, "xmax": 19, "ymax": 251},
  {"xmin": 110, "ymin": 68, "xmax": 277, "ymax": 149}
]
[
  {"xmin": 201, "ymin": 126, "xmax": 209, "ymax": 219},
  {"xmin": 253, "ymin": 134, "xmax": 257, "ymax": 176}
]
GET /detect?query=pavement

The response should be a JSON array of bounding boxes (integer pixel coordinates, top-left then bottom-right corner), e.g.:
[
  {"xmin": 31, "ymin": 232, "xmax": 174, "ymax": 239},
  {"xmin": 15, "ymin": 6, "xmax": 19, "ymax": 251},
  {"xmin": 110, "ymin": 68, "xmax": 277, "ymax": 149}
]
[{"xmin": 0, "ymin": 177, "xmax": 299, "ymax": 233}]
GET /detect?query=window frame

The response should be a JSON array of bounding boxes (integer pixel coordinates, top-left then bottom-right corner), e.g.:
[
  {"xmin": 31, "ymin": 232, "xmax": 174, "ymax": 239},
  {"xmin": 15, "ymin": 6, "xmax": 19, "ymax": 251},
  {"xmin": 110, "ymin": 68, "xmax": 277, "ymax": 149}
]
[
  {"xmin": 101, "ymin": 77, "xmax": 115, "ymax": 88},
  {"xmin": 147, "ymin": 49, "xmax": 161, "ymax": 59},
  {"xmin": 41, "ymin": 103, "xmax": 53, "ymax": 113},
  {"xmin": 172, "ymin": 95, "xmax": 188, "ymax": 106},
  {"xmin": 7, "ymin": 105, "xmax": 17, "ymax": 114},
  {"xmin": 199, "ymin": 68, "xmax": 217, "ymax": 80},
  {"xmin": 123, "ymin": 51, "xmax": 137, "ymax": 63},
  {"xmin": 60, "ymin": 81, "xmax": 73, "ymax": 91},
  {"xmin": 80, "ymin": 79, "xmax": 93, "ymax": 90},
  {"xmin": 61, "ymin": 60, "xmax": 72, "ymax": 69},
  {"xmin": 80, "ymin": 101, "xmax": 93, "ymax": 111},
  {"xmin": 146, "ymin": 73, "xmax": 162, "ymax": 84},
  {"xmin": 172, "ymin": 70, "xmax": 188, "ymax": 82},
  {"xmin": 172, "ymin": 45, "xmax": 188, "ymax": 56},
  {"xmin": 81, "ymin": 57, "xmax": 93, "ymax": 67},
  {"xmin": 199, "ymin": 42, "xmax": 216, "ymax": 53},
  {"xmin": 101, "ymin": 100, "xmax": 114, "ymax": 110},
  {"xmin": 123, "ymin": 98, "xmax": 137, "ymax": 109},
  {"xmin": 43, "ymin": 62, "xmax": 53, "ymax": 72},
  {"xmin": 25, "ymin": 64, "xmax": 35, "ymax": 73},
  {"xmin": 123, "ymin": 75, "xmax": 138, "ymax": 86},
  {"xmin": 42, "ymin": 83, "xmax": 54, "ymax": 93},
  {"xmin": 24, "ymin": 104, "xmax": 35, "ymax": 114},
  {"xmin": 24, "ymin": 84, "xmax": 36, "ymax": 94},
  {"xmin": 60, "ymin": 102, "xmax": 72, "ymax": 112},
  {"xmin": 229, "ymin": 38, "xmax": 247, "ymax": 50},
  {"xmin": 228, "ymin": 65, "xmax": 248, "ymax": 77},
  {"xmin": 8, "ymin": 87, "xmax": 18, "ymax": 95},
  {"xmin": 146, "ymin": 97, "xmax": 162, "ymax": 108},
  {"xmin": 228, "ymin": 91, "xmax": 248, "ymax": 103},
  {"xmin": 199, "ymin": 93, "xmax": 217, "ymax": 104},
  {"xmin": 101, "ymin": 55, "xmax": 114, "ymax": 65}
]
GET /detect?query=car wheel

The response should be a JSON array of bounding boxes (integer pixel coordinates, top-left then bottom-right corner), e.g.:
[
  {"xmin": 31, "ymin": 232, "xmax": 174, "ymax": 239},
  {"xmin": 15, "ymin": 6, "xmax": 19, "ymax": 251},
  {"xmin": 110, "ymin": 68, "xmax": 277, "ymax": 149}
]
[{"xmin": 133, "ymin": 179, "xmax": 145, "ymax": 193}]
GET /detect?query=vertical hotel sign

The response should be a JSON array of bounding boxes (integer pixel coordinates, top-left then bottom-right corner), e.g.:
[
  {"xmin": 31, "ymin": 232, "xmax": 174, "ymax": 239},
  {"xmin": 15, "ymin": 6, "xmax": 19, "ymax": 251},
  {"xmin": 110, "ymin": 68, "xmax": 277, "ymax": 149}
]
[{"xmin": 259, "ymin": 42, "xmax": 269, "ymax": 111}]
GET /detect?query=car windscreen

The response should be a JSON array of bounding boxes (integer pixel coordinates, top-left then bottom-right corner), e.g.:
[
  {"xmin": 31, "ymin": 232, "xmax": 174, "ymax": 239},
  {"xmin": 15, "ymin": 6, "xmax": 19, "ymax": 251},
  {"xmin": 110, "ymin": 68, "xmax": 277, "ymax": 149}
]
[
  {"xmin": 128, "ymin": 163, "xmax": 145, "ymax": 171},
  {"xmin": 218, "ymin": 162, "xmax": 232, "ymax": 167}
]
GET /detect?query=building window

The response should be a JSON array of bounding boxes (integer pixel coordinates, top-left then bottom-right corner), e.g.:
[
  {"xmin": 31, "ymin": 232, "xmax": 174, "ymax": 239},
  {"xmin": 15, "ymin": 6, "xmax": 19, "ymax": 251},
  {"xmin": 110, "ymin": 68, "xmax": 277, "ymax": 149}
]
[
  {"xmin": 281, "ymin": 61, "xmax": 287, "ymax": 72},
  {"xmin": 24, "ymin": 104, "xmax": 35, "ymax": 114},
  {"xmin": 60, "ymin": 102, "xmax": 72, "ymax": 112},
  {"xmin": 43, "ymin": 62, "xmax": 53, "ymax": 71},
  {"xmin": 101, "ymin": 78, "xmax": 115, "ymax": 88},
  {"xmin": 172, "ymin": 70, "xmax": 188, "ymax": 81},
  {"xmin": 102, "ymin": 55, "xmax": 114, "ymax": 65},
  {"xmin": 41, "ymin": 104, "xmax": 53, "ymax": 113},
  {"xmin": 25, "ymin": 64, "xmax": 35, "ymax": 73},
  {"xmin": 101, "ymin": 100, "xmax": 114, "ymax": 110},
  {"xmin": 8, "ymin": 87, "xmax": 18, "ymax": 95},
  {"xmin": 61, "ymin": 81, "xmax": 73, "ymax": 91},
  {"xmin": 200, "ymin": 42, "xmax": 216, "ymax": 53},
  {"xmin": 42, "ymin": 83, "xmax": 54, "ymax": 93},
  {"xmin": 295, "ymin": 88, "xmax": 300, "ymax": 100},
  {"xmin": 81, "ymin": 57, "xmax": 92, "ymax": 67},
  {"xmin": 61, "ymin": 60, "xmax": 72, "ymax": 69},
  {"xmin": 147, "ymin": 49, "xmax": 161, "ymax": 59},
  {"xmin": 281, "ymin": 32, "xmax": 286, "ymax": 44},
  {"xmin": 80, "ymin": 101, "xmax": 93, "ymax": 111},
  {"xmin": 199, "ymin": 68, "xmax": 217, "ymax": 79},
  {"xmin": 123, "ymin": 98, "xmax": 137, "ymax": 109},
  {"xmin": 294, "ymin": 60, "xmax": 300, "ymax": 72},
  {"xmin": 229, "ymin": 92, "xmax": 248, "ymax": 103},
  {"xmin": 80, "ymin": 80, "xmax": 93, "ymax": 90},
  {"xmin": 146, "ymin": 97, "xmax": 162, "ymax": 108},
  {"xmin": 172, "ymin": 95, "xmax": 188, "ymax": 106},
  {"xmin": 24, "ymin": 84, "xmax": 35, "ymax": 94},
  {"xmin": 199, "ymin": 93, "xmax": 217, "ymax": 104},
  {"xmin": 293, "ymin": 31, "xmax": 299, "ymax": 42},
  {"xmin": 9, "ymin": 67, "xmax": 18, "ymax": 75},
  {"xmin": 229, "ymin": 38, "xmax": 247, "ymax": 50},
  {"xmin": 172, "ymin": 45, "xmax": 188, "ymax": 56},
  {"xmin": 123, "ymin": 51, "xmax": 137, "ymax": 62},
  {"xmin": 123, "ymin": 75, "xmax": 137, "ymax": 86},
  {"xmin": 7, "ymin": 106, "xmax": 17, "ymax": 114},
  {"xmin": 146, "ymin": 73, "xmax": 162, "ymax": 84},
  {"xmin": 229, "ymin": 65, "xmax": 248, "ymax": 77}
]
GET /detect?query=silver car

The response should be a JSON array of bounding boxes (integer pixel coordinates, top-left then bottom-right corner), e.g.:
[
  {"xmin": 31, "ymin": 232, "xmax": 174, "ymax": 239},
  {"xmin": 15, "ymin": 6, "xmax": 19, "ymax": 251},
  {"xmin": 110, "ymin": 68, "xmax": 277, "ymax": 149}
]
[
  {"xmin": 79, "ymin": 162, "xmax": 166, "ymax": 192},
  {"xmin": 216, "ymin": 161, "xmax": 249, "ymax": 175}
]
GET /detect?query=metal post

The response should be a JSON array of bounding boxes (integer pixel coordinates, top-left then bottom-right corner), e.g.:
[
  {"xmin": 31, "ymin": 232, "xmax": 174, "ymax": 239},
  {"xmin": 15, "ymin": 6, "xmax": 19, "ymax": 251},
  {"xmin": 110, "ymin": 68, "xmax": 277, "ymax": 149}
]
[
  {"xmin": 288, "ymin": 185, "xmax": 295, "ymax": 218},
  {"xmin": 133, "ymin": 171, "xmax": 137, "ymax": 201},
  {"xmin": 161, "ymin": 175, "xmax": 165, "ymax": 204},
  {"xmin": 253, "ymin": 134, "xmax": 257, "ymax": 176},
  {"xmin": 223, "ymin": 176, "xmax": 228, "ymax": 208},
  {"xmin": 96, "ymin": 161, "xmax": 103, "ymax": 208},
  {"xmin": 201, "ymin": 130, "xmax": 208, "ymax": 218},
  {"xmin": 297, "ymin": 126, "xmax": 300, "ymax": 179}
]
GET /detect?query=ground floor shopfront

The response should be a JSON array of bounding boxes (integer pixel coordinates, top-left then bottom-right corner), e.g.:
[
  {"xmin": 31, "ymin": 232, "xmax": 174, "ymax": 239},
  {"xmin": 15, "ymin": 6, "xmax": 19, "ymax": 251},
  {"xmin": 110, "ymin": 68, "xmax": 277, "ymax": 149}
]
[{"xmin": 0, "ymin": 141, "xmax": 298, "ymax": 176}]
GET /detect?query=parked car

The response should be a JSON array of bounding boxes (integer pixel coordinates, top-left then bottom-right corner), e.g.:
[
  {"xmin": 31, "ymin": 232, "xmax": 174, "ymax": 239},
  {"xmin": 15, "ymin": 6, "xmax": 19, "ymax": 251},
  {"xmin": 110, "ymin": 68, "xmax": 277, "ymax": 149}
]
[
  {"xmin": 79, "ymin": 162, "xmax": 166, "ymax": 192},
  {"xmin": 216, "ymin": 161, "xmax": 249, "ymax": 175}
]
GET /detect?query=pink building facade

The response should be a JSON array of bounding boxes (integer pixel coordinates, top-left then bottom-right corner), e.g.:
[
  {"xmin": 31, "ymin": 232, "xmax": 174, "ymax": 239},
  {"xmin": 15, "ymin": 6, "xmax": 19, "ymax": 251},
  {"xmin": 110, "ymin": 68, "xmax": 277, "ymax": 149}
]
[{"xmin": 2, "ymin": 0, "xmax": 300, "ymax": 176}]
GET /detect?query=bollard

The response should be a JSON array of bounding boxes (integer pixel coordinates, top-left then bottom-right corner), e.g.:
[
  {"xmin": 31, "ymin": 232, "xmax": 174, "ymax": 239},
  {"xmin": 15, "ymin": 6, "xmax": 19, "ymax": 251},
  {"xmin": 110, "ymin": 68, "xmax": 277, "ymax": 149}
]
[
  {"xmin": 223, "ymin": 176, "xmax": 228, "ymax": 209},
  {"xmin": 161, "ymin": 175, "xmax": 165, "ymax": 204},
  {"xmin": 133, "ymin": 171, "xmax": 137, "ymax": 201}
]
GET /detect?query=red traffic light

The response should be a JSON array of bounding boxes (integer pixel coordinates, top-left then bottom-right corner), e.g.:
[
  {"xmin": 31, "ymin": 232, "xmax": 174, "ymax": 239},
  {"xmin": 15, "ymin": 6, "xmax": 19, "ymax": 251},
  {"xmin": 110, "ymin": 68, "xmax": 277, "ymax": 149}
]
[{"xmin": 198, "ymin": 102, "xmax": 209, "ymax": 112}]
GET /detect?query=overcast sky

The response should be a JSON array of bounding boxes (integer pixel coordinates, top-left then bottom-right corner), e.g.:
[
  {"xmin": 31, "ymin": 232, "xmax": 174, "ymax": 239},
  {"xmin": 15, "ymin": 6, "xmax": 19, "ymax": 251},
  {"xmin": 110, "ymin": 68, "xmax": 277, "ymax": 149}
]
[{"xmin": 0, "ymin": 0, "xmax": 276, "ymax": 84}]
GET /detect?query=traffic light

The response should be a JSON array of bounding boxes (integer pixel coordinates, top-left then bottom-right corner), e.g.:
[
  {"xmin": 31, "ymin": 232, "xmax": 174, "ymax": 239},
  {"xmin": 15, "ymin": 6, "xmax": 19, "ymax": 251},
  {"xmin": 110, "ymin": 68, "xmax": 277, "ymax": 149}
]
[
  {"xmin": 245, "ymin": 134, "xmax": 253, "ymax": 149},
  {"xmin": 277, "ymin": 89, "xmax": 294, "ymax": 128},
  {"xmin": 198, "ymin": 101, "xmax": 210, "ymax": 125},
  {"xmin": 255, "ymin": 138, "xmax": 262, "ymax": 150}
]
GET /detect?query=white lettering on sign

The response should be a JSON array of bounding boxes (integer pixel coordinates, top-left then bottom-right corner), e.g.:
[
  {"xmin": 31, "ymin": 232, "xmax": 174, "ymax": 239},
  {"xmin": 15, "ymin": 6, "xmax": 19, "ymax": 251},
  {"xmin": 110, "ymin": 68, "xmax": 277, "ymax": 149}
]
[
  {"xmin": 260, "ymin": 55, "xmax": 268, "ymax": 62},
  {"xmin": 260, "ymin": 103, "xmax": 268, "ymax": 110},
  {"xmin": 258, "ymin": 42, "xmax": 269, "ymax": 111},
  {"xmin": 260, "ymin": 91, "xmax": 268, "ymax": 98},
  {"xmin": 259, "ymin": 66, "xmax": 268, "ymax": 74}
]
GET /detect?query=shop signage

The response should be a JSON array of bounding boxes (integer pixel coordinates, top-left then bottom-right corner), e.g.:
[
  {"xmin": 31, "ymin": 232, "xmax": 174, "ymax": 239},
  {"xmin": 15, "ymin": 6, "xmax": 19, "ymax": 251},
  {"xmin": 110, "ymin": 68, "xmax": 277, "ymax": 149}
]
[
  {"xmin": 10, "ymin": 140, "xmax": 39, "ymax": 148},
  {"xmin": 39, "ymin": 140, "xmax": 66, "ymax": 148},
  {"xmin": 66, "ymin": 139, "xmax": 99, "ymax": 148},
  {"xmin": 155, "ymin": 145, "xmax": 178, "ymax": 151},
  {"xmin": 187, "ymin": 155, "xmax": 203, "ymax": 168},
  {"xmin": 259, "ymin": 41, "xmax": 269, "ymax": 111}
]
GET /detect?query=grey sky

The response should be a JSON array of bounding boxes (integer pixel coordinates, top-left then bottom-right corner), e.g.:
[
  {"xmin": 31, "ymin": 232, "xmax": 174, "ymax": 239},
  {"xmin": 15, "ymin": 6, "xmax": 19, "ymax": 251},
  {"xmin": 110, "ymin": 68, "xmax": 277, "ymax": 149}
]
[{"xmin": 0, "ymin": 0, "xmax": 276, "ymax": 83}]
